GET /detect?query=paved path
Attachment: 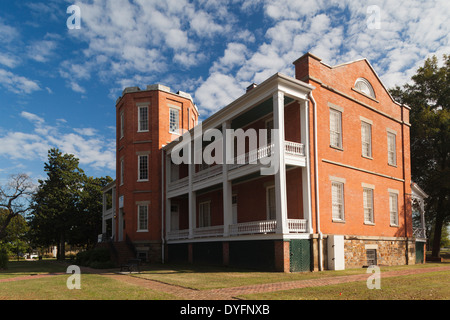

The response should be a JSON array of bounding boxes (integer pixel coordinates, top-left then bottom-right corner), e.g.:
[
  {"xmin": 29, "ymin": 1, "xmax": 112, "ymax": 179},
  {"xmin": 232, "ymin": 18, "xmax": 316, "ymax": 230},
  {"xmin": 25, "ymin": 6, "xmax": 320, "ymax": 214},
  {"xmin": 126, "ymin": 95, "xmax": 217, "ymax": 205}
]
[
  {"xmin": 93, "ymin": 265, "xmax": 450, "ymax": 300},
  {"xmin": 2, "ymin": 265, "xmax": 449, "ymax": 300}
]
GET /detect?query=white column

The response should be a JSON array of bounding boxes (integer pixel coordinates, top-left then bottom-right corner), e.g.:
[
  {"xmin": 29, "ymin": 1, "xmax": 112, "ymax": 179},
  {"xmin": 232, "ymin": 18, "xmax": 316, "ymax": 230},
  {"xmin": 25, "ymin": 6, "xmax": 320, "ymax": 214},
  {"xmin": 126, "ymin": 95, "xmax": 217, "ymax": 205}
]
[
  {"xmin": 188, "ymin": 143, "xmax": 196, "ymax": 239},
  {"xmin": 165, "ymin": 154, "xmax": 172, "ymax": 238},
  {"xmin": 273, "ymin": 91, "xmax": 288, "ymax": 234},
  {"xmin": 222, "ymin": 121, "xmax": 232, "ymax": 237},
  {"xmin": 300, "ymin": 100, "xmax": 313, "ymax": 233},
  {"xmin": 102, "ymin": 192, "xmax": 106, "ymax": 234}
]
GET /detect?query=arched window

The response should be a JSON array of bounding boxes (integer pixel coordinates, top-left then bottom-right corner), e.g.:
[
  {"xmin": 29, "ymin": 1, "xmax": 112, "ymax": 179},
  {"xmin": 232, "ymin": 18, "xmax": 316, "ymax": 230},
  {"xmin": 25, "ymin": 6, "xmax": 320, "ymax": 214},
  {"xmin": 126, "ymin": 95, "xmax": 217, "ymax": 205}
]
[{"xmin": 354, "ymin": 78, "xmax": 375, "ymax": 98}]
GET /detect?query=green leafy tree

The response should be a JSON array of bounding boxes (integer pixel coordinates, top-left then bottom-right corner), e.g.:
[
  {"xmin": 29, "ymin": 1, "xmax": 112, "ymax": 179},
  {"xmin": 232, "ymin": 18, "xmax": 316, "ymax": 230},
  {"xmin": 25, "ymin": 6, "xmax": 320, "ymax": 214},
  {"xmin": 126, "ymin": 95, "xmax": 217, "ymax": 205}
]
[
  {"xmin": 68, "ymin": 176, "xmax": 113, "ymax": 249},
  {"xmin": 0, "ymin": 208, "xmax": 30, "ymax": 258},
  {"xmin": 29, "ymin": 148, "xmax": 85, "ymax": 260},
  {"xmin": 390, "ymin": 54, "xmax": 450, "ymax": 258}
]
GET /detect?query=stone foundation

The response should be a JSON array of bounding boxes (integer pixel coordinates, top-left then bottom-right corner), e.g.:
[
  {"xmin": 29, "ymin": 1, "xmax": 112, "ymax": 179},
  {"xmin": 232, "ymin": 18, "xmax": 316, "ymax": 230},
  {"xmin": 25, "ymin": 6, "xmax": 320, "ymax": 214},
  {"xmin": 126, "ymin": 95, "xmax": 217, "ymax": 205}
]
[{"xmin": 343, "ymin": 236, "xmax": 416, "ymax": 268}]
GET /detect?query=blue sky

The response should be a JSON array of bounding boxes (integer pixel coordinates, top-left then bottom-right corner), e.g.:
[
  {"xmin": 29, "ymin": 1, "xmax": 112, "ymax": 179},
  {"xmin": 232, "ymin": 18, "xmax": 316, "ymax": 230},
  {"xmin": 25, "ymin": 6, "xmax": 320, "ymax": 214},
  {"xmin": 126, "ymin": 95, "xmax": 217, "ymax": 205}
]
[{"xmin": 0, "ymin": 0, "xmax": 449, "ymax": 185}]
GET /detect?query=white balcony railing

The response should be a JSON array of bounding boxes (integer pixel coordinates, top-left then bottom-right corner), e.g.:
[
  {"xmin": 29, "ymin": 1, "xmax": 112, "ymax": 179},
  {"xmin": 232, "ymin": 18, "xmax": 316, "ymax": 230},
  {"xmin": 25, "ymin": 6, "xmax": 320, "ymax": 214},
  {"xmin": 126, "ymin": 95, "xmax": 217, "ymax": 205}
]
[
  {"xmin": 166, "ymin": 219, "xmax": 307, "ymax": 240},
  {"xmin": 413, "ymin": 227, "xmax": 427, "ymax": 239}
]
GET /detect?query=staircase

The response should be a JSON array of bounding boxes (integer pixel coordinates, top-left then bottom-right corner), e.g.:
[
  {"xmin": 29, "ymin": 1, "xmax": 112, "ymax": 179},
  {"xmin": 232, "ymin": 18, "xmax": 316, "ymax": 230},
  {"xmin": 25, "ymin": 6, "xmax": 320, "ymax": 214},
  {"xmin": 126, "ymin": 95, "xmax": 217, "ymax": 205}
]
[{"xmin": 112, "ymin": 241, "xmax": 136, "ymax": 266}]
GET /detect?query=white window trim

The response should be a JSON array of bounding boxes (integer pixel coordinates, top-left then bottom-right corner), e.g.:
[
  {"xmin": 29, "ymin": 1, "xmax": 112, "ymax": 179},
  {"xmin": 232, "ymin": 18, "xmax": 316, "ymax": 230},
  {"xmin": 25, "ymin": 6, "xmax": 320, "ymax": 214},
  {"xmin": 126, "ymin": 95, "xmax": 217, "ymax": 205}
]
[
  {"xmin": 120, "ymin": 111, "xmax": 124, "ymax": 139},
  {"xmin": 389, "ymin": 191, "xmax": 399, "ymax": 227},
  {"xmin": 137, "ymin": 105, "xmax": 149, "ymax": 132},
  {"xmin": 387, "ymin": 131, "xmax": 397, "ymax": 166},
  {"xmin": 198, "ymin": 201, "xmax": 211, "ymax": 228},
  {"xmin": 137, "ymin": 154, "xmax": 149, "ymax": 182},
  {"xmin": 331, "ymin": 180, "xmax": 345, "ymax": 222},
  {"xmin": 137, "ymin": 203, "xmax": 149, "ymax": 232},
  {"xmin": 361, "ymin": 121, "xmax": 372, "ymax": 159},
  {"xmin": 169, "ymin": 106, "xmax": 180, "ymax": 135},
  {"xmin": 329, "ymin": 108, "xmax": 343, "ymax": 149},
  {"xmin": 363, "ymin": 187, "xmax": 375, "ymax": 225}
]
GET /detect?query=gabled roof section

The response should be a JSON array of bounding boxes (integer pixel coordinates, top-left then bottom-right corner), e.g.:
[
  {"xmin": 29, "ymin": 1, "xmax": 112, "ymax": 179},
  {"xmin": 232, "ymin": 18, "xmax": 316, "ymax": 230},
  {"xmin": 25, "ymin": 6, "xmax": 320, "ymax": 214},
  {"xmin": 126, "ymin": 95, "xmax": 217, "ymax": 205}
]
[{"xmin": 322, "ymin": 54, "xmax": 405, "ymax": 108}]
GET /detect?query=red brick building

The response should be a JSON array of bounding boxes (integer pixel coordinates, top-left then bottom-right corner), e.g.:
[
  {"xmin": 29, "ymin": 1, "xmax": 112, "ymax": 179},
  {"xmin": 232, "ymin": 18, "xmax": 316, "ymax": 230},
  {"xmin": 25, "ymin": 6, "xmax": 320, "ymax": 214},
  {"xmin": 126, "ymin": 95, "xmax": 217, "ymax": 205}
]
[{"xmin": 102, "ymin": 53, "xmax": 425, "ymax": 271}]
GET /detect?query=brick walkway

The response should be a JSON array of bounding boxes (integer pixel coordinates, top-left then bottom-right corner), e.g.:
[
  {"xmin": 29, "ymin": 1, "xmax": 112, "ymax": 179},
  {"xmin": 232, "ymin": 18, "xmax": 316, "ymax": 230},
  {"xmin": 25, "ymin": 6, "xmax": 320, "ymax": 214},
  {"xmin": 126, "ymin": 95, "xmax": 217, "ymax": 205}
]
[
  {"xmin": 2, "ymin": 265, "xmax": 449, "ymax": 300},
  {"xmin": 96, "ymin": 265, "xmax": 450, "ymax": 300}
]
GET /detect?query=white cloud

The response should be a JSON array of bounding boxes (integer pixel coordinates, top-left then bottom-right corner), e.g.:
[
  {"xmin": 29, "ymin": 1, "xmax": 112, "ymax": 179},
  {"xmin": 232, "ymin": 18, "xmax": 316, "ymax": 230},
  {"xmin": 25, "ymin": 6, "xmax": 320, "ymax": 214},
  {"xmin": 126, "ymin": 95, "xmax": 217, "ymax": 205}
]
[
  {"xmin": 0, "ymin": 68, "xmax": 41, "ymax": 94},
  {"xmin": 1, "ymin": 111, "xmax": 116, "ymax": 172}
]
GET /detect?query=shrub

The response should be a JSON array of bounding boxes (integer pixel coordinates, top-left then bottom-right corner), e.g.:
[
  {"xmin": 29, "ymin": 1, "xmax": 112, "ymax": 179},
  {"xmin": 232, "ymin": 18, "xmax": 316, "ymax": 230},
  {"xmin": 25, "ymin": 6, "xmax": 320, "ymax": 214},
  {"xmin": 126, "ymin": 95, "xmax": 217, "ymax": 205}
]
[{"xmin": 75, "ymin": 247, "xmax": 112, "ymax": 269}]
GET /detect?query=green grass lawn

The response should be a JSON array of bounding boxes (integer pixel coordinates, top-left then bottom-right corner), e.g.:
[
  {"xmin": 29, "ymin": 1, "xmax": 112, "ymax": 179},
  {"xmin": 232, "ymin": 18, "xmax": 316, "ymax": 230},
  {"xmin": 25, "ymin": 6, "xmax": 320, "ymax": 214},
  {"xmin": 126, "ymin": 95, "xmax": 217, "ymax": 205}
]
[
  {"xmin": 0, "ymin": 257, "xmax": 449, "ymax": 300},
  {"xmin": 239, "ymin": 270, "xmax": 450, "ymax": 300},
  {"xmin": 132, "ymin": 261, "xmax": 450, "ymax": 291}
]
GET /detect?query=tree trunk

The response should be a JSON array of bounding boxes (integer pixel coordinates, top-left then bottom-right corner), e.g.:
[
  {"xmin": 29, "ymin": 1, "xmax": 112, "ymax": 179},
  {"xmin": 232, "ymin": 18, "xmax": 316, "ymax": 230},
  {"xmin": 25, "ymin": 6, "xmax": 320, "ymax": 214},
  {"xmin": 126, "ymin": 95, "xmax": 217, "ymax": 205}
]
[
  {"xmin": 431, "ymin": 193, "xmax": 446, "ymax": 258},
  {"xmin": 59, "ymin": 233, "xmax": 66, "ymax": 261}
]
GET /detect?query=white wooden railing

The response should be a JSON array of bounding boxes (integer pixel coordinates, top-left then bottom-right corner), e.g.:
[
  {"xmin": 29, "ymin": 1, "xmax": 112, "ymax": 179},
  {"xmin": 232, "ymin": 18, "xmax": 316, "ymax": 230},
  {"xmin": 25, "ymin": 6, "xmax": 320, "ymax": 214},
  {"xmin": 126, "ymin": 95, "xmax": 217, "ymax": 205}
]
[
  {"xmin": 284, "ymin": 141, "xmax": 305, "ymax": 156},
  {"xmin": 229, "ymin": 219, "xmax": 277, "ymax": 235},
  {"xmin": 167, "ymin": 219, "xmax": 307, "ymax": 240},
  {"xmin": 413, "ymin": 227, "xmax": 427, "ymax": 239}
]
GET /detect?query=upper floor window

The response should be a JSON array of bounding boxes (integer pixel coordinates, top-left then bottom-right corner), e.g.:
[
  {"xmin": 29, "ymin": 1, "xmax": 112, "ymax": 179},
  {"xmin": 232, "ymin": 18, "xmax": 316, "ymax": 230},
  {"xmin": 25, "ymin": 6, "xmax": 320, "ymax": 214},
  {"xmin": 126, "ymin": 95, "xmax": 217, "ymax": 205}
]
[
  {"xmin": 120, "ymin": 111, "xmax": 124, "ymax": 139},
  {"xmin": 138, "ymin": 155, "xmax": 148, "ymax": 181},
  {"xmin": 330, "ymin": 109, "xmax": 343, "ymax": 149},
  {"xmin": 361, "ymin": 121, "xmax": 372, "ymax": 158},
  {"xmin": 138, "ymin": 106, "xmax": 148, "ymax": 132},
  {"xmin": 169, "ymin": 107, "xmax": 179, "ymax": 134},
  {"xmin": 354, "ymin": 78, "xmax": 375, "ymax": 99},
  {"xmin": 387, "ymin": 131, "xmax": 397, "ymax": 166}
]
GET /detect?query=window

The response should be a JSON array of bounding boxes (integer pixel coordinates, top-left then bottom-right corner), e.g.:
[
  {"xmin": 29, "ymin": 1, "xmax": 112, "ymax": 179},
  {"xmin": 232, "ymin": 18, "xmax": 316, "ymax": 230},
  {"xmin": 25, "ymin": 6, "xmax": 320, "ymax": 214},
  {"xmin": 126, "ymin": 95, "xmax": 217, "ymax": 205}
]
[
  {"xmin": 387, "ymin": 132, "xmax": 396, "ymax": 166},
  {"xmin": 120, "ymin": 159, "xmax": 124, "ymax": 186},
  {"xmin": 363, "ymin": 188, "xmax": 374, "ymax": 223},
  {"xmin": 366, "ymin": 249, "xmax": 377, "ymax": 266},
  {"xmin": 330, "ymin": 109, "xmax": 342, "ymax": 149},
  {"xmin": 138, "ymin": 155, "xmax": 148, "ymax": 181},
  {"xmin": 266, "ymin": 186, "xmax": 276, "ymax": 220},
  {"xmin": 138, "ymin": 106, "xmax": 148, "ymax": 132},
  {"xmin": 389, "ymin": 192, "xmax": 399, "ymax": 226},
  {"xmin": 138, "ymin": 205, "xmax": 148, "ymax": 231},
  {"xmin": 169, "ymin": 108, "xmax": 179, "ymax": 134},
  {"xmin": 355, "ymin": 78, "xmax": 375, "ymax": 99},
  {"xmin": 199, "ymin": 201, "xmax": 211, "ymax": 228},
  {"xmin": 332, "ymin": 182, "xmax": 345, "ymax": 221},
  {"xmin": 120, "ymin": 111, "xmax": 124, "ymax": 139},
  {"xmin": 361, "ymin": 121, "xmax": 372, "ymax": 158}
]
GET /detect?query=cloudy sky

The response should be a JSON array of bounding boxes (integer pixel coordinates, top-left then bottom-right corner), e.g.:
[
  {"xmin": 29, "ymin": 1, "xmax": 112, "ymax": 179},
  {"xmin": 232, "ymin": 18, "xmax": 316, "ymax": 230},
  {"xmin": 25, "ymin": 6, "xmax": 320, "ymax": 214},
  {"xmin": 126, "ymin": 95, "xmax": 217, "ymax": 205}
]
[{"xmin": 0, "ymin": 0, "xmax": 449, "ymax": 184}]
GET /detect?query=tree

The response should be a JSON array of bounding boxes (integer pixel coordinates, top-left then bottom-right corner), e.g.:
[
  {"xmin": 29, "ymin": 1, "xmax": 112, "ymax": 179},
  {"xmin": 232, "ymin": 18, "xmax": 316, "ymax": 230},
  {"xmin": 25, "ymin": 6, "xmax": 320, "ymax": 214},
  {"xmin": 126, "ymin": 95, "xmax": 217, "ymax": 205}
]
[
  {"xmin": 68, "ymin": 175, "xmax": 113, "ymax": 249},
  {"xmin": 390, "ymin": 54, "xmax": 450, "ymax": 258},
  {"xmin": 29, "ymin": 148, "xmax": 85, "ymax": 260},
  {"xmin": 0, "ymin": 174, "xmax": 34, "ymax": 241}
]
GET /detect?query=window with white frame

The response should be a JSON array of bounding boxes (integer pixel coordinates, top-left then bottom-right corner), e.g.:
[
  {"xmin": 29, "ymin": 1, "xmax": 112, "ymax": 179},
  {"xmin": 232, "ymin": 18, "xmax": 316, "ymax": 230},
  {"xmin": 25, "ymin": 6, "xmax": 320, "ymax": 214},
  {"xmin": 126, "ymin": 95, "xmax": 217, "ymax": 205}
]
[
  {"xmin": 265, "ymin": 118, "xmax": 274, "ymax": 145},
  {"xmin": 361, "ymin": 121, "xmax": 372, "ymax": 158},
  {"xmin": 387, "ymin": 132, "xmax": 396, "ymax": 166},
  {"xmin": 137, "ymin": 204, "xmax": 148, "ymax": 231},
  {"xmin": 330, "ymin": 109, "xmax": 342, "ymax": 149},
  {"xmin": 355, "ymin": 78, "xmax": 375, "ymax": 99},
  {"xmin": 138, "ymin": 106, "xmax": 148, "ymax": 132},
  {"xmin": 266, "ymin": 186, "xmax": 276, "ymax": 220},
  {"xmin": 331, "ymin": 181, "xmax": 345, "ymax": 221},
  {"xmin": 363, "ymin": 188, "xmax": 374, "ymax": 223},
  {"xmin": 389, "ymin": 192, "xmax": 399, "ymax": 226},
  {"xmin": 120, "ymin": 111, "xmax": 124, "ymax": 139},
  {"xmin": 169, "ymin": 108, "xmax": 179, "ymax": 134},
  {"xmin": 199, "ymin": 201, "xmax": 211, "ymax": 228},
  {"xmin": 138, "ymin": 155, "xmax": 148, "ymax": 181}
]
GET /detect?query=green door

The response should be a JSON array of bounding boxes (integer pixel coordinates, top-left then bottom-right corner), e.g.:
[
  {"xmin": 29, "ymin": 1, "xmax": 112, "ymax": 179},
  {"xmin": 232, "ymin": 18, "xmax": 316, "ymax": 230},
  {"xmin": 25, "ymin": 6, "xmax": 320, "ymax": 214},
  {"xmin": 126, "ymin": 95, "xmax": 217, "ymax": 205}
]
[
  {"xmin": 290, "ymin": 239, "xmax": 311, "ymax": 272},
  {"xmin": 415, "ymin": 242, "xmax": 424, "ymax": 264}
]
